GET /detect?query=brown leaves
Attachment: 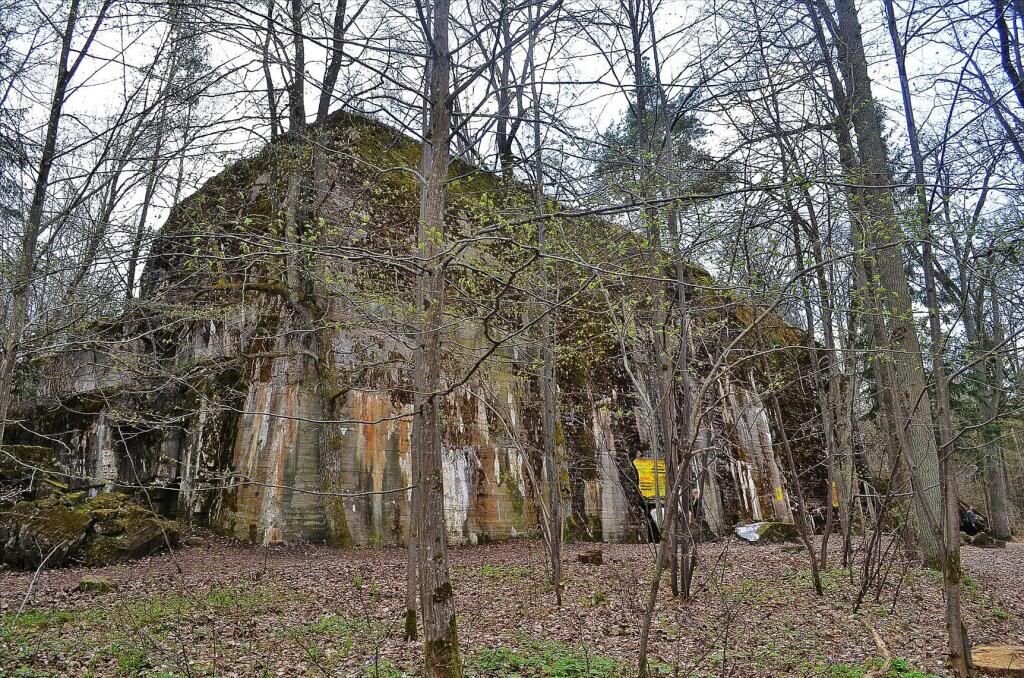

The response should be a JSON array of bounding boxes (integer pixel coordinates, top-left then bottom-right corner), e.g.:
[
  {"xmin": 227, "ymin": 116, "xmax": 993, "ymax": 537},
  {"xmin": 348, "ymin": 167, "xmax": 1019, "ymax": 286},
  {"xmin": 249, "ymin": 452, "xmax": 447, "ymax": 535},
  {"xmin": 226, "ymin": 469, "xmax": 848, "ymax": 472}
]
[{"xmin": 0, "ymin": 536, "xmax": 1021, "ymax": 676}]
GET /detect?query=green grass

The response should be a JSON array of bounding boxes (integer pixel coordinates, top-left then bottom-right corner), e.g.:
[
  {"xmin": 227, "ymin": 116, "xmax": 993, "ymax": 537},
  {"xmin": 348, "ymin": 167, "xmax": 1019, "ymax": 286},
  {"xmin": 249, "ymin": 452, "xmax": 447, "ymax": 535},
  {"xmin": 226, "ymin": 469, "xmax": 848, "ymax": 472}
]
[
  {"xmin": 1, "ymin": 607, "xmax": 109, "ymax": 633},
  {"xmin": 203, "ymin": 584, "xmax": 273, "ymax": 611},
  {"xmin": 282, "ymin": 612, "xmax": 378, "ymax": 639},
  {"xmin": 11, "ymin": 669, "xmax": 43, "ymax": 677},
  {"xmin": 468, "ymin": 637, "xmax": 672, "ymax": 677},
  {"xmin": 887, "ymin": 658, "xmax": 943, "ymax": 677},
  {"xmin": 363, "ymin": 658, "xmax": 405, "ymax": 677},
  {"xmin": 821, "ymin": 657, "xmax": 941, "ymax": 678},
  {"xmin": 959, "ymin": 573, "xmax": 980, "ymax": 600},
  {"xmin": 276, "ymin": 612, "xmax": 389, "ymax": 671},
  {"xmin": 781, "ymin": 566, "xmax": 848, "ymax": 592},
  {"xmin": 103, "ymin": 584, "xmax": 274, "ymax": 633},
  {"xmin": 106, "ymin": 641, "xmax": 148, "ymax": 675},
  {"xmin": 118, "ymin": 594, "xmax": 191, "ymax": 627},
  {"xmin": 1, "ymin": 584, "xmax": 281, "ymax": 676}
]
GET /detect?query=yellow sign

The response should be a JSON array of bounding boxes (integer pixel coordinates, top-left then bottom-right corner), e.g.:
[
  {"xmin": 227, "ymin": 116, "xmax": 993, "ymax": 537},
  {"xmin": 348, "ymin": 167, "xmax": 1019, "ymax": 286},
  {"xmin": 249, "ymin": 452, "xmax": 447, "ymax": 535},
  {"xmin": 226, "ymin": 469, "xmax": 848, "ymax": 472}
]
[
  {"xmin": 831, "ymin": 481, "xmax": 840, "ymax": 508},
  {"xmin": 774, "ymin": 486, "xmax": 784, "ymax": 502},
  {"xmin": 633, "ymin": 459, "xmax": 667, "ymax": 499}
]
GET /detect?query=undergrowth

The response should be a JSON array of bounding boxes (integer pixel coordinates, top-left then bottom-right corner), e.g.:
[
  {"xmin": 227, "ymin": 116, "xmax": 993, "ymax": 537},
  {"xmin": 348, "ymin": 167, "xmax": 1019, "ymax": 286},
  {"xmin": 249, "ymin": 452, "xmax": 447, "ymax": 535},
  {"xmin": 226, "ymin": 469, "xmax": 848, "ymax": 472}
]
[
  {"xmin": 825, "ymin": 657, "xmax": 942, "ymax": 678},
  {"xmin": 468, "ymin": 637, "xmax": 673, "ymax": 677}
]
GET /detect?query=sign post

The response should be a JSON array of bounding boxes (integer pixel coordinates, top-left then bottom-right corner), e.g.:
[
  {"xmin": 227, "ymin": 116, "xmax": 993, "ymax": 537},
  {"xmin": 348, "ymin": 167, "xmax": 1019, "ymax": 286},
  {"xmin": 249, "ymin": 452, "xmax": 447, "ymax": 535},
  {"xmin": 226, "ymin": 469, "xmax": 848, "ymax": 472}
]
[{"xmin": 633, "ymin": 458, "xmax": 667, "ymax": 500}]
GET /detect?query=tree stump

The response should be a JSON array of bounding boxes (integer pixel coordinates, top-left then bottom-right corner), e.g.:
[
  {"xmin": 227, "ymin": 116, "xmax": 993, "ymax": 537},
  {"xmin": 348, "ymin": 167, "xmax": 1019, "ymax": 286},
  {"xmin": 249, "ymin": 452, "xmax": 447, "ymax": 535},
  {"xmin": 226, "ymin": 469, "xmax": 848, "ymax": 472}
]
[{"xmin": 972, "ymin": 646, "xmax": 1024, "ymax": 676}]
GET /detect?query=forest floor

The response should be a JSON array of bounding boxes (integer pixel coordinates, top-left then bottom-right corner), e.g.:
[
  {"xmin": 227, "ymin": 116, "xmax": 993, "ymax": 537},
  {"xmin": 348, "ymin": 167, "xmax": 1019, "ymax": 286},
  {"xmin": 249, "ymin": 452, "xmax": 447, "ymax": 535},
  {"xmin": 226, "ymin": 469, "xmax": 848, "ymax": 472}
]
[{"xmin": 0, "ymin": 535, "xmax": 1021, "ymax": 677}]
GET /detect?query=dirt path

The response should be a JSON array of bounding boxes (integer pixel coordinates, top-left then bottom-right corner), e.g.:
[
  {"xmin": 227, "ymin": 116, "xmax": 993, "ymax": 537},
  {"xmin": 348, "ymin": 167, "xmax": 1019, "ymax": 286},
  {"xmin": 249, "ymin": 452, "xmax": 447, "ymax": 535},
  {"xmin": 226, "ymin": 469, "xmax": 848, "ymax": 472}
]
[
  {"xmin": 1, "ymin": 536, "xmax": 1020, "ymax": 676},
  {"xmin": 962, "ymin": 542, "xmax": 1024, "ymax": 645}
]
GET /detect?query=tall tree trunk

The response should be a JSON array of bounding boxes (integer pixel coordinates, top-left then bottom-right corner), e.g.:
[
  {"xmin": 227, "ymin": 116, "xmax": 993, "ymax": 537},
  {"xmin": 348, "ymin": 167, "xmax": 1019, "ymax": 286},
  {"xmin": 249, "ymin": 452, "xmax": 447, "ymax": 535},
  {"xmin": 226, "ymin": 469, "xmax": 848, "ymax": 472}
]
[
  {"xmin": 317, "ymin": 0, "xmax": 348, "ymax": 122},
  {"xmin": 263, "ymin": 0, "xmax": 281, "ymax": 141},
  {"xmin": 832, "ymin": 0, "xmax": 943, "ymax": 566},
  {"xmin": 664, "ymin": 139, "xmax": 694, "ymax": 600},
  {"xmin": 406, "ymin": 21, "xmax": 434, "ymax": 641},
  {"xmin": 283, "ymin": 0, "xmax": 308, "ymax": 311},
  {"xmin": 413, "ymin": 0, "xmax": 462, "ymax": 672},
  {"xmin": 993, "ymin": 0, "xmax": 1024, "ymax": 111},
  {"xmin": 808, "ymin": 0, "xmax": 904, "ymax": 517},
  {"xmin": 882, "ymin": 3, "xmax": 973, "ymax": 671},
  {"xmin": 495, "ymin": 0, "xmax": 515, "ymax": 178},
  {"xmin": 528, "ymin": 7, "xmax": 563, "ymax": 606},
  {"xmin": 804, "ymin": 2, "xmax": 864, "ymax": 564},
  {"xmin": 626, "ymin": 0, "xmax": 683, "ymax": 595},
  {"xmin": 982, "ymin": 267, "xmax": 1012, "ymax": 541}
]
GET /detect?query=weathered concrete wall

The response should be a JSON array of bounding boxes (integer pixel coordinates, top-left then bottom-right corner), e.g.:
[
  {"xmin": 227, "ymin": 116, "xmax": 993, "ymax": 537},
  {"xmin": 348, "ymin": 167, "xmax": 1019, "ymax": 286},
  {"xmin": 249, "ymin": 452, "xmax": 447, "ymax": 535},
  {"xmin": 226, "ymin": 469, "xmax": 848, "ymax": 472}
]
[
  {"xmin": 312, "ymin": 384, "xmax": 536, "ymax": 547},
  {"xmin": 722, "ymin": 381, "xmax": 795, "ymax": 524},
  {"xmin": 7, "ymin": 112, "xmax": 824, "ymax": 547},
  {"xmin": 217, "ymin": 352, "xmax": 327, "ymax": 543},
  {"xmin": 9, "ymin": 338, "xmax": 813, "ymax": 546}
]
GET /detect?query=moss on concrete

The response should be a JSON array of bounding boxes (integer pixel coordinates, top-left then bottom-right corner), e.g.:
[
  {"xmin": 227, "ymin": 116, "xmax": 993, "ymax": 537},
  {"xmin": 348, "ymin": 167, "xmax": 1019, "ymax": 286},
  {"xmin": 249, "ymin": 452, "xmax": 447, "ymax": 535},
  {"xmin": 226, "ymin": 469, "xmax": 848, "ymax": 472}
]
[{"xmin": 0, "ymin": 492, "xmax": 179, "ymax": 570}]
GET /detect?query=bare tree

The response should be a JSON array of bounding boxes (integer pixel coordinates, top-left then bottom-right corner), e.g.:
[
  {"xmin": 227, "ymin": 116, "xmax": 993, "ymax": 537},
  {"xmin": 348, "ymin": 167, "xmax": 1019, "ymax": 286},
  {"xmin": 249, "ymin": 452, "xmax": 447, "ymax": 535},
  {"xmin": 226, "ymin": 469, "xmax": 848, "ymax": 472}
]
[
  {"xmin": 411, "ymin": 0, "xmax": 462, "ymax": 672},
  {"xmin": 0, "ymin": 0, "xmax": 117, "ymax": 447}
]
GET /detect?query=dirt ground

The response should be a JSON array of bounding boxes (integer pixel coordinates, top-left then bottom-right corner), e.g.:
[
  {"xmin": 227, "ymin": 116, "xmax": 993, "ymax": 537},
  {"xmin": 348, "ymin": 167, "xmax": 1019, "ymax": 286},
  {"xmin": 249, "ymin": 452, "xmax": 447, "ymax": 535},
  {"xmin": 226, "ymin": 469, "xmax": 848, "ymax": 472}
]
[{"xmin": 0, "ymin": 535, "xmax": 1021, "ymax": 677}]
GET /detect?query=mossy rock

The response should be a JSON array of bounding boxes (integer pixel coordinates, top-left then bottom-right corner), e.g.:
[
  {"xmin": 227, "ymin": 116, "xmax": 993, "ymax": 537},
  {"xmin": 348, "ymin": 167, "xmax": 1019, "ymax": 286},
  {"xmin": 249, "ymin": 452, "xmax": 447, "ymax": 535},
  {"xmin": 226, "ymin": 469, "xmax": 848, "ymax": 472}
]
[
  {"xmin": 965, "ymin": 532, "xmax": 1007, "ymax": 548},
  {"xmin": 0, "ymin": 496, "xmax": 93, "ymax": 569},
  {"xmin": 756, "ymin": 521, "xmax": 800, "ymax": 543},
  {"xmin": 79, "ymin": 575, "xmax": 117, "ymax": 593},
  {"xmin": 84, "ymin": 509, "xmax": 176, "ymax": 567},
  {"xmin": 0, "ymin": 492, "xmax": 178, "ymax": 570}
]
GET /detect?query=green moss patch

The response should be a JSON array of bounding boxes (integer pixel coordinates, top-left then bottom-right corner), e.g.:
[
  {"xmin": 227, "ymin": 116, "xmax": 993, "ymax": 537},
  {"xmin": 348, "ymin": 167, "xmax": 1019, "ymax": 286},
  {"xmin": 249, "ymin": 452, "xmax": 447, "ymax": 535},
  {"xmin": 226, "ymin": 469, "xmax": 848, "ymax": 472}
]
[
  {"xmin": 0, "ymin": 492, "xmax": 178, "ymax": 569},
  {"xmin": 468, "ymin": 637, "xmax": 672, "ymax": 677},
  {"xmin": 820, "ymin": 658, "xmax": 940, "ymax": 677}
]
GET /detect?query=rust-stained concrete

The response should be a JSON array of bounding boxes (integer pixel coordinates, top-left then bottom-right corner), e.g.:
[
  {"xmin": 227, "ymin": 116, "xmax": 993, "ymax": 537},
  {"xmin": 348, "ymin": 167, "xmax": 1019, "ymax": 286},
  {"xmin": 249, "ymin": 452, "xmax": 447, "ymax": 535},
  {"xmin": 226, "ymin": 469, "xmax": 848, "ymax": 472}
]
[{"xmin": 7, "ymin": 112, "xmax": 824, "ymax": 547}]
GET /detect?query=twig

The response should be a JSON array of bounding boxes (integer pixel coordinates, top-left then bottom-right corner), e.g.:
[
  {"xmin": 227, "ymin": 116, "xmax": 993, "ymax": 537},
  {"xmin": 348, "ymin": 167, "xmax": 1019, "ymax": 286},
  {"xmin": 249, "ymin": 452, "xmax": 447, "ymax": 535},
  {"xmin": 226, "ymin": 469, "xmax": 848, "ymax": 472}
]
[{"xmin": 863, "ymin": 619, "xmax": 893, "ymax": 677}]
